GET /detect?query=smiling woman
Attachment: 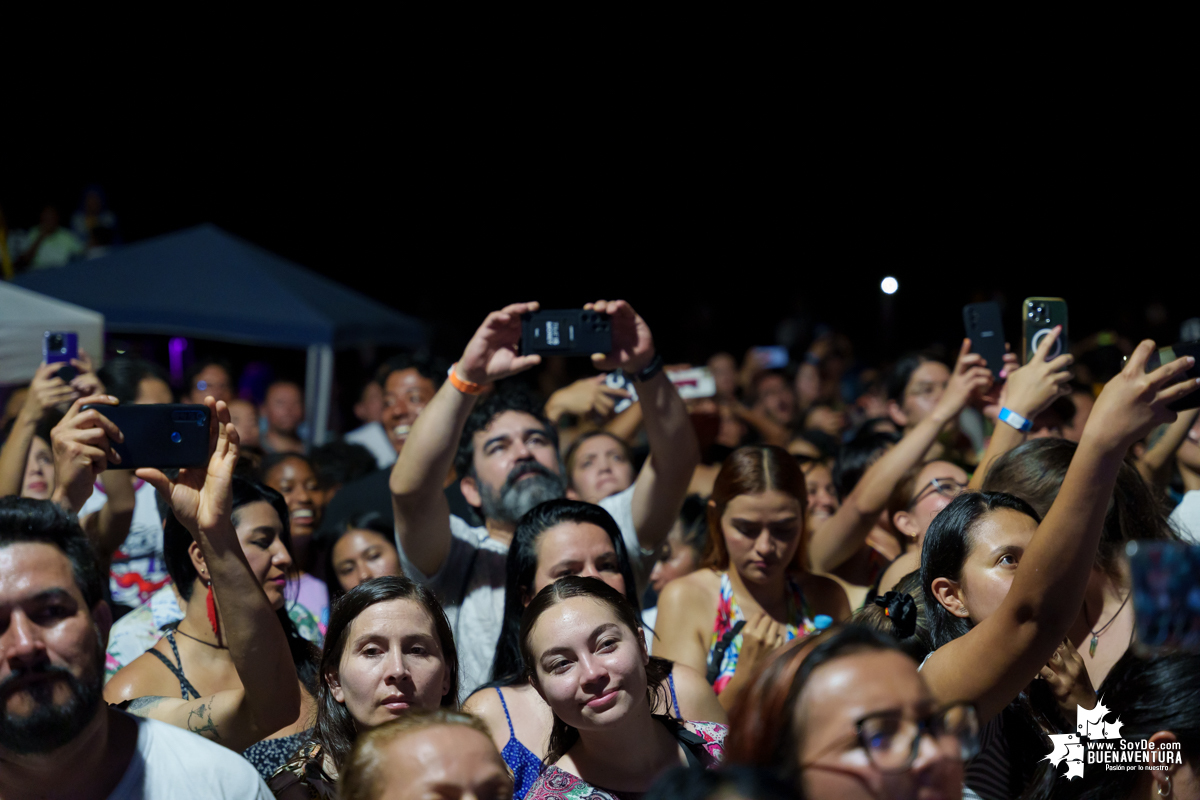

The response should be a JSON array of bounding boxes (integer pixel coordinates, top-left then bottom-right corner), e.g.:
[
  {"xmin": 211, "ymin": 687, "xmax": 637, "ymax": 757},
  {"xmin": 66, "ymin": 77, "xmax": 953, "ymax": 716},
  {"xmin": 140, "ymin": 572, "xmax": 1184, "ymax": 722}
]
[{"xmin": 519, "ymin": 577, "xmax": 726, "ymax": 799}]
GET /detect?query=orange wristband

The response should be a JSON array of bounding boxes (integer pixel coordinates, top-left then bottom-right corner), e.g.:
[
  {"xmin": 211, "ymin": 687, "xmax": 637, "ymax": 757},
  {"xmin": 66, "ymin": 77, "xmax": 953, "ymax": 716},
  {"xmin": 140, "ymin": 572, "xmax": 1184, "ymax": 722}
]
[{"xmin": 448, "ymin": 364, "xmax": 485, "ymax": 395}]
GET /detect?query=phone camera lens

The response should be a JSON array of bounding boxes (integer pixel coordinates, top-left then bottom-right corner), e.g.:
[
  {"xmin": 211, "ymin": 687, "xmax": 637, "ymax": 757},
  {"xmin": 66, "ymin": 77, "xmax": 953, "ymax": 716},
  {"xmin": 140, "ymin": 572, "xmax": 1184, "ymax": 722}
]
[{"xmin": 171, "ymin": 432, "xmax": 182, "ymax": 444}]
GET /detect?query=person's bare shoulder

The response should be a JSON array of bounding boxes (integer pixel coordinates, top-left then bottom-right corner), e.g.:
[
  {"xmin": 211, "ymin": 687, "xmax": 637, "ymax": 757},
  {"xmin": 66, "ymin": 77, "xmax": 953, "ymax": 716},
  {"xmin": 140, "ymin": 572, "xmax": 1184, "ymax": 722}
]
[
  {"xmin": 103, "ymin": 645, "xmax": 180, "ymax": 705},
  {"xmin": 798, "ymin": 571, "xmax": 852, "ymax": 622}
]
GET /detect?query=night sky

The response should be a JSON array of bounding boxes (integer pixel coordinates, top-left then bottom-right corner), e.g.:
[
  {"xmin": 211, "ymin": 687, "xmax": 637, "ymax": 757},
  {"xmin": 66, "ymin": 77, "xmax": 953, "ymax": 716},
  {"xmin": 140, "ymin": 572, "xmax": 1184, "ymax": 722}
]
[{"xmin": 4, "ymin": 138, "xmax": 1191, "ymax": 425}]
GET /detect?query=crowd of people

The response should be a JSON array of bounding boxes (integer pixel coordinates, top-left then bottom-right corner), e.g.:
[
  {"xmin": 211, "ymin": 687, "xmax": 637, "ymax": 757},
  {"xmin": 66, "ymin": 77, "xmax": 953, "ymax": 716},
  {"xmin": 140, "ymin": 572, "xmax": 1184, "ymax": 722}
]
[{"xmin": 2, "ymin": 294, "xmax": 1200, "ymax": 800}]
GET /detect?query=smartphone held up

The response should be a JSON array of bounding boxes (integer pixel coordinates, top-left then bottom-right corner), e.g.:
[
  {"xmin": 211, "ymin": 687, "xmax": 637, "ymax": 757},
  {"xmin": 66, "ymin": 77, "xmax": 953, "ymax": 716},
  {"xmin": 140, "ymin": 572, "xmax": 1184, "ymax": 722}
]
[
  {"xmin": 521, "ymin": 309, "xmax": 612, "ymax": 358},
  {"xmin": 80, "ymin": 403, "xmax": 211, "ymax": 471}
]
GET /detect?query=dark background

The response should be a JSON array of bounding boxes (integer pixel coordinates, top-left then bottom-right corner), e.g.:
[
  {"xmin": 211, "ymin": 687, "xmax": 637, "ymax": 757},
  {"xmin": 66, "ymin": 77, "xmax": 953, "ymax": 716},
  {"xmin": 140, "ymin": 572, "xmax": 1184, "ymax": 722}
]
[{"xmin": 3, "ymin": 129, "xmax": 1190, "ymax": 430}]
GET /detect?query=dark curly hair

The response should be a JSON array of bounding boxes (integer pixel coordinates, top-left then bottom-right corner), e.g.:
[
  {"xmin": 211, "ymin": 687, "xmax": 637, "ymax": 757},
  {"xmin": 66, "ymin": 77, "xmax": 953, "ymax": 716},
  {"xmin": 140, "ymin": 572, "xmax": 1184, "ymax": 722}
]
[{"xmin": 453, "ymin": 387, "xmax": 557, "ymax": 480}]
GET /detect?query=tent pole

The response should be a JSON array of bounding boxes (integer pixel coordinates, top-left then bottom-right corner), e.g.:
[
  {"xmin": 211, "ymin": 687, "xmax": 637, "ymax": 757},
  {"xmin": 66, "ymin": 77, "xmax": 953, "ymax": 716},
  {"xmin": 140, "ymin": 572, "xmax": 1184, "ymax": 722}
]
[{"xmin": 314, "ymin": 345, "xmax": 333, "ymax": 446}]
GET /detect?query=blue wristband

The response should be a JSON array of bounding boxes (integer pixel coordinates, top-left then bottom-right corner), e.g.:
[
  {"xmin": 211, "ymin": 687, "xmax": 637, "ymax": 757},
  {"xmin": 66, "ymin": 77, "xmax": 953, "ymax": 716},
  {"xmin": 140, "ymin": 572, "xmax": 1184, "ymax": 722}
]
[{"xmin": 998, "ymin": 407, "xmax": 1032, "ymax": 433}]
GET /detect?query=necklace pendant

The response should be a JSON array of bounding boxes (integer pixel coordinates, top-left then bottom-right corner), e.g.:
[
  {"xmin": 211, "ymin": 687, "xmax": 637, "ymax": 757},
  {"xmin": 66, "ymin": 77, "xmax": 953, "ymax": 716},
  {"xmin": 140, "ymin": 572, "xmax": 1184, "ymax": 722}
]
[{"xmin": 1089, "ymin": 634, "xmax": 1099, "ymax": 658}]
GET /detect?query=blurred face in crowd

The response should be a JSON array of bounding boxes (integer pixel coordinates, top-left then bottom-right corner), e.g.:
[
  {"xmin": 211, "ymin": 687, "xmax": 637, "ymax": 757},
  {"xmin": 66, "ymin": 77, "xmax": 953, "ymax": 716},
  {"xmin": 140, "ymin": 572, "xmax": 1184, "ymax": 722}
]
[
  {"xmin": 890, "ymin": 361, "xmax": 952, "ymax": 432},
  {"xmin": 330, "ymin": 598, "xmax": 451, "ymax": 728},
  {"xmin": 381, "ymin": 369, "xmax": 436, "ymax": 455},
  {"xmin": 332, "ymin": 530, "xmax": 403, "ymax": 593},
  {"xmin": 188, "ymin": 364, "xmax": 233, "ymax": 405},
  {"xmin": 136, "ymin": 376, "xmax": 173, "ymax": 405},
  {"xmin": 567, "ymin": 434, "xmax": 634, "ymax": 505},
  {"xmin": 649, "ymin": 522, "xmax": 701, "ymax": 594},
  {"xmin": 263, "ymin": 456, "xmax": 324, "ymax": 540},
  {"xmin": 528, "ymin": 597, "xmax": 649, "ymax": 735},
  {"xmin": 226, "ymin": 399, "xmax": 260, "ymax": 448},
  {"xmin": 371, "ymin": 725, "xmax": 512, "ymax": 800},
  {"xmin": 212, "ymin": 501, "xmax": 293, "ymax": 611},
  {"xmin": 0, "ymin": 542, "xmax": 109, "ymax": 756},
  {"xmin": 263, "ymin": 383, "xmax": 304, "ymax": 435},
  {"xmin": 805, "ymin": 405, "xmax": 847, "ymax": 438},
  {"xmin": 719, "ymin": 490, "xmax": 804, "ymax": 586},
  {"xmin": 707, "ymin": 353, "xmax": 738, "ymax": 400},
  {"xmin": 21, "ymin": 437, "xmax": 55, "ymax": 501},
  {"xmin": 803, "ymin": 462, "xmax": 839, "ymax": 532},
  {"xmin": 529, "ymin": 523, "xmax": 625, "ymax": 603},
  {"xmin": 797, "ymin": 648, "xmax": 964, "ymax": 800},
  {"xmin": 931, "ymin": 507, "xmax": 1038, "ymax": 628},
  {"xmin": 1179, "ymin": 414, "xmax": 1200, "ymax": 476},
  {"xmin": 1061, "ymin": 389, "xmax": 1094, "ymax": 444},
  {"xmin": 356, "ymin": 382, "xmax": 385, "ymax": 425},
  {"xmin": 892, "ymin": 461, "xmax": 968, "ymax": 549},
  {"xmin": 461, "ymin": 411, "xmax": 565, "ymax": 526},
  {"xmin": 755, "ymin": 374, "xmax": 796, "ymax": 426}
]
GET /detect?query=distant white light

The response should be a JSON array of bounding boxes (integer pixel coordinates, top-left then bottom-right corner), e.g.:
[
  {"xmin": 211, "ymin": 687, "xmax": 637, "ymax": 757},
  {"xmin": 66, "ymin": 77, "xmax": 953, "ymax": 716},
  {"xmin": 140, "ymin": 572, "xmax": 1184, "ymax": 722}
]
[{"xmin": 881, "ymin": 276, "xmax": 899, "ymax": 295}]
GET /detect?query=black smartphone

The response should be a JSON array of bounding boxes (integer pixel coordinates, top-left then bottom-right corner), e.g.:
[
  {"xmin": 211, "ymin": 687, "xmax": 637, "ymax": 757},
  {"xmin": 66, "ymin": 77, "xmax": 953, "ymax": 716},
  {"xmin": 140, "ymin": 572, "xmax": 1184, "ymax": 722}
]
[
  {"xmin": 1127, "ymin": 541, "xmax": 1200, "ymax": 656},
  {"xmin": 1145, "ymin": 342, "xmax": 1200, "ymax": 411},
  {"xmin": 1022, "ymin": 297, "xmax": 1069, "ymax": 364},
  {"xmin": 80, "ymin": 404, "xmax": 211, "ymax": 471},
  {"xmin": 520, "ymin": 310, "xmax": 612, "ymax": 357},
  {"xmin": 963, "ymin": 302, "xmax": 1007, "ymax": 379}
]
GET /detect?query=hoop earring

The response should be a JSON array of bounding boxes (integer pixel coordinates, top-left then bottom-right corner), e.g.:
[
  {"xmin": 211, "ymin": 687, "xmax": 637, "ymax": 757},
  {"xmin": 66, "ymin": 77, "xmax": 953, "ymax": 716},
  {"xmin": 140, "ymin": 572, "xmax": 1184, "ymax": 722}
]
[{"xmin": 1159, "ymin": 775, "xmax": 1172, "ymax": 798}]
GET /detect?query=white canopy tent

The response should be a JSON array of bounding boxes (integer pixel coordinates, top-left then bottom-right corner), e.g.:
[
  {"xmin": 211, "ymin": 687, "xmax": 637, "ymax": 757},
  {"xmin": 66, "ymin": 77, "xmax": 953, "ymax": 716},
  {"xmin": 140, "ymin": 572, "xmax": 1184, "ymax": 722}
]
[{"xmin": 0, "ymin": 283, "xmax": 105, "ymax": 385}]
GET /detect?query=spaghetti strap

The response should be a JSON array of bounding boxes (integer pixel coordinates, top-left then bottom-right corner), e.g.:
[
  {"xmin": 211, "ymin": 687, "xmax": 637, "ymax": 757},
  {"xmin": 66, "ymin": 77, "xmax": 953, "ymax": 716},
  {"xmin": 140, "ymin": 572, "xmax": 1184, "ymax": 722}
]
[
  {"xmin": 667, "ymin": 671, "xmax": 681, "ymax": 718},
  {"xmin": 149, "ymin": 629, "xmax": 201, "ymax": 700},
  {"xmin": 495, "ymin": 686, "xmax": 517, "ymax": 737}
]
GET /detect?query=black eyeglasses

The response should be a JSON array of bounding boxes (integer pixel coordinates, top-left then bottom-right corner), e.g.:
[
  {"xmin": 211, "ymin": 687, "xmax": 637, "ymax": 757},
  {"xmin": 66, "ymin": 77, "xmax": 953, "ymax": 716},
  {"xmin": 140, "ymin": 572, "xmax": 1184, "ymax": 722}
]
[
  {"xmin": 804, "ymin": 702, "xmax": 981, "ymax": 773},
  {"xmin": 908, "ymin": 478, "xmax": 968, "ymax": 509}
]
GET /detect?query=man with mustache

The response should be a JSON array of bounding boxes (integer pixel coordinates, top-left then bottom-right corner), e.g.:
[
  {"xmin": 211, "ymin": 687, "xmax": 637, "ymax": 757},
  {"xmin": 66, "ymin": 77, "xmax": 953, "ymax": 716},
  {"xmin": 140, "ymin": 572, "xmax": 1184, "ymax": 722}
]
[
  {"xmin": 390, "ymin": 300, "xmax": 700, "ymax": 700},
  {"xmin": 0, "ymin": 498, "xmax": 270, "ymax": 798}
]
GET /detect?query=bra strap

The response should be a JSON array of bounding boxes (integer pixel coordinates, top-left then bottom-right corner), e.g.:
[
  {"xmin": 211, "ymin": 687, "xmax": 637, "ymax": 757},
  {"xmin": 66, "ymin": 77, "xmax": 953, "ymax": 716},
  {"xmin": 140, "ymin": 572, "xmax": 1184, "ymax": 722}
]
[{"xmin": 494, "ymin": 686, "xmax": 517, "ymax": 737}]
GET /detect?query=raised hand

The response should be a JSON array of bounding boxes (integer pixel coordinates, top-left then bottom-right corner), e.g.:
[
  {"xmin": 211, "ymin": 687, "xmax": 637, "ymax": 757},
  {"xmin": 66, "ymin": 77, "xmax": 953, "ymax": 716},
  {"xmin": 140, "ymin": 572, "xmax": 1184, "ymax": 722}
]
[
  {"xmin": 68, "ymin": 350, "xmax": 105, "ymax": 398},
  {"xmin": 931, "ymin": 339, "xmax": 994, "ymax": 424},
  {"xmin": 586, "ymin": 299, "xmax": 655, "ymax": 375},
  {"xmin": 1085, "ymin": 340, "xmax": 1200, "ymax": 453},
  {"xmin": 137, "ymin": 397, "xmax": 239, "ymax": 537},
  {"xmin": 50, "ymin": 394, "xmax": 123, "ymax": 512},
  {"xmin": 1038, "ymin": 639, "xmax": 1095, "ymax": 721},
  {"xmin": 738, "ymin": 611, "xmax": 788, "ymax": 675},
  {"xmin": 545, "ymin": 375, "xmax": 632, "ymax": 422},
  {"xmin": 24, "ymin": 363, "xmax": 79, "ymax": 420},
  {"xmin": 996, "ymin": 326, "xmax": 1074, "ymax": 419},
  {"xmin": 456, "ymin": 302, "xmax": 543, "ymax": 386}
]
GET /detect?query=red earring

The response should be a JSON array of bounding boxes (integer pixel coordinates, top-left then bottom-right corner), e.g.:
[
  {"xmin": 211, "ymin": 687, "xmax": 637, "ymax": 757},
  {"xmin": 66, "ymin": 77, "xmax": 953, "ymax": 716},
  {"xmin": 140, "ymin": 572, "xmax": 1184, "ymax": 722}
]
[{"xmin": 205, "ymin": 583, "xmax": 223, "ymax": 647}]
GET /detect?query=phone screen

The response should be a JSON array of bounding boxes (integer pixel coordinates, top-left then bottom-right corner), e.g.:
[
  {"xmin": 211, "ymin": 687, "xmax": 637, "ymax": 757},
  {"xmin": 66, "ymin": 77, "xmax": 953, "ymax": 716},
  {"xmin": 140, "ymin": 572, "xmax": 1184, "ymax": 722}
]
[{"xmin": 752, "ymin": 346, "xmax": 789, "ymax": 370}]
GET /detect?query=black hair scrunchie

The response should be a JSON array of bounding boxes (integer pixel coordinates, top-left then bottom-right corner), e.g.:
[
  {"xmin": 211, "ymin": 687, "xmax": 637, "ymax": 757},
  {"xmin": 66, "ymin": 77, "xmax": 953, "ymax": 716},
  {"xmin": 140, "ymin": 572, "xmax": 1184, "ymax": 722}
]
[{"xmin": 873, "ymin": 590, "xmax": 918, "ymax": 639}]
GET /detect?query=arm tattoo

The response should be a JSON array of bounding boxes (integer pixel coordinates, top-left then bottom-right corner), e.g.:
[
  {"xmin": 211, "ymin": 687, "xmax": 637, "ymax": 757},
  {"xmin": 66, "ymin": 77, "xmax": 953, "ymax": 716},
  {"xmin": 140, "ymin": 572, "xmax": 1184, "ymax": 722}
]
[
  {"xmin": 125, "ymin": 696, "xmax": 169, "ymax": 717},
  {"xmin": 186, "ymin": 696, "xmax": 221, "ymax": 741}
]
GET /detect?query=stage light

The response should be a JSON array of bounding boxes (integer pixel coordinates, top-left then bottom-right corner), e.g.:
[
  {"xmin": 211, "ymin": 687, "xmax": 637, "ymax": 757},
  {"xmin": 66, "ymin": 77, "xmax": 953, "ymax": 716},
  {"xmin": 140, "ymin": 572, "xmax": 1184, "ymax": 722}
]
[{"xmin": 881, "ymin": 276, "xmax": 899, "ymax": 295}]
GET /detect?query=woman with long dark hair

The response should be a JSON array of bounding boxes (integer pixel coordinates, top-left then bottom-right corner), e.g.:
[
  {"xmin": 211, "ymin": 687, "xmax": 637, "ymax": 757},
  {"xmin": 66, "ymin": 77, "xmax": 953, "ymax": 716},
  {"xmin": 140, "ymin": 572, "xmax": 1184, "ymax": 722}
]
[
  {"xmin": 521, "ymin": 577, "xmax": 727, "ymax": 798},
  {"xmin": 268, "ymin": 576, "xmax": 458, "ymax": 799},
  {"xmin": 316, "ymin": 512, "xmax": 403, "ymax": 602},
  {"xmin": 983, "ymin": 436, "xmax": 1179, "ymax": 686},
  {"xmin": 917, "ymin": 341, "xmax": 1198, "ymax": 799},
  {"xmin": 104, "ymin": 400, "xmax": 321, "ymax": 780},
  {"xmin": 462, "ymin": 499, "xmax": 722, "ymax": 799}
]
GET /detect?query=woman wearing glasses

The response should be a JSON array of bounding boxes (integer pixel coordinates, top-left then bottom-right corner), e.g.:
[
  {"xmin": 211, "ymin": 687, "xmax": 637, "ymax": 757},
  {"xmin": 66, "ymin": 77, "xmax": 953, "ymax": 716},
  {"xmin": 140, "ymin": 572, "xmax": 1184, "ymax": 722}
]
[
  {"xmin": 808, "ymin": 339, "xmax": 998, "ymax": 608},
  {"xmin": 872, "ymin": 461, "xmax": 969, "ymax": 595},
  {"xmin": 918, "ymin": 341, "xmax": 1199, "ymax": 798},
  {"xmin": 725, "ymin": 625, "xmax": 979, "ymax": 799}
]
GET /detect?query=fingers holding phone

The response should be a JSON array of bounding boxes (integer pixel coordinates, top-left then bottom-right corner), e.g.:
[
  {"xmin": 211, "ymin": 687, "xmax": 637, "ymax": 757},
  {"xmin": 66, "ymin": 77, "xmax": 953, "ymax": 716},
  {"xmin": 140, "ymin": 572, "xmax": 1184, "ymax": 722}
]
[{"xmin": 49, "ymin": 394, "xmax": 123, "ymax": 512}]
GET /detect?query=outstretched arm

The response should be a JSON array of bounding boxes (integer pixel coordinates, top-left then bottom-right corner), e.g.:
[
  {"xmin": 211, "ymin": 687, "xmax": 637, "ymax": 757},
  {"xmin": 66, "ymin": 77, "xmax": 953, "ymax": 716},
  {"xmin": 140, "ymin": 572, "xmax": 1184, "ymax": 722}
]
[
  {"xmin": 0, "ymin": 363, "xmax": 80, "ymax": 497},
  {"xmin": 587, "ymin": 300, "xmax": 700, "ymax": 552},
  {"xmin": 390, "ymin": 302, "xmax": 543, "ymax": 576},
  {"xmin": 969, "ymin": 327, "xmax": 1073, "ymax": 491},
  {"xmin": 808, "ymin": 339, "xmax": 993, "ymax": 573},
  {"xmin": 922, "ymin": 342, "xmax": 1199, "ymax": 721},
  {"xmin": 1136, "ymin": 407, "xmax": 1200, "ymax": 487},
  {"xmin": 134, "ymin": 399, "xmax": 300, "ymax": 751}
]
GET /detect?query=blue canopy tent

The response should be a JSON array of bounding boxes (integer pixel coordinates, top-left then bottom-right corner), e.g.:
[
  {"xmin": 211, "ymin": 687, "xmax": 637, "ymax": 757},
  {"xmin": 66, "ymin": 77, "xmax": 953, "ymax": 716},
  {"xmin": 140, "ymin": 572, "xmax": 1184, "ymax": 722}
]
[{"xmin": 15, "ymin": 224, "xmax": 426, "ymax": 445}]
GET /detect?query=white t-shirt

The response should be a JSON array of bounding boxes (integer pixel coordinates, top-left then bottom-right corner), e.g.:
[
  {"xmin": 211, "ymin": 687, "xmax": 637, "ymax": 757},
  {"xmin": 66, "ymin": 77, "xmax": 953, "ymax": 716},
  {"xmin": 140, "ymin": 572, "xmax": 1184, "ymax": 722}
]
[
  {"xmin": 80, "ymin": 480, "xmax": 169, "ymax": 607},
  {"xmin": 344, "ymin": 421, "xmax": 397, "ymax": 470},
  {"xmin": 1169, "ymin": 490, "xmax": 1200, "ymax": 545},
  {"xmin": 397, "ymin": 485, "xmax": 646, "ymax": 701},
  {"xmin": 108, "ymin": 712, "xmax": 271, "ymax": 799}
]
